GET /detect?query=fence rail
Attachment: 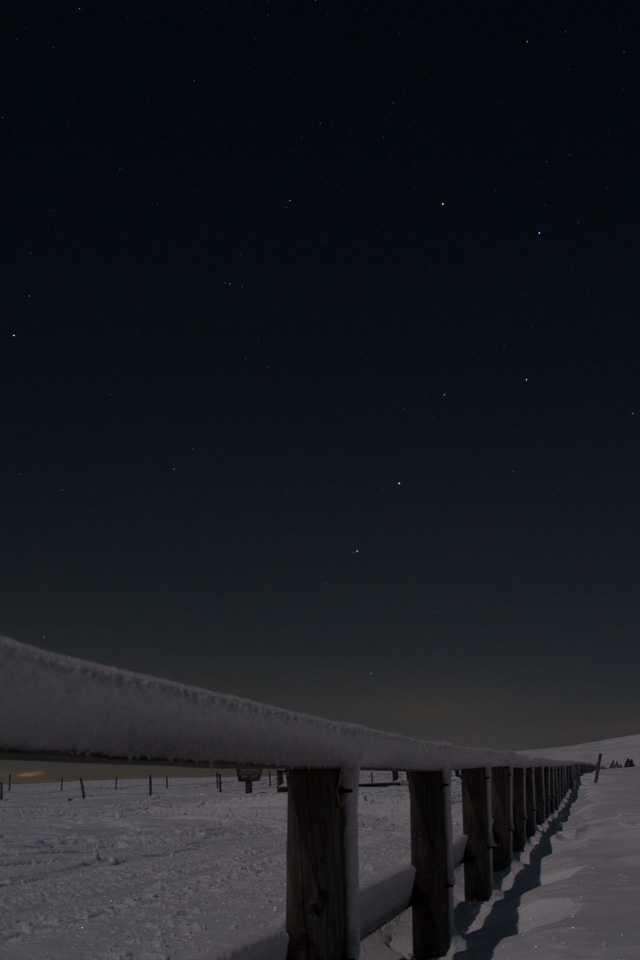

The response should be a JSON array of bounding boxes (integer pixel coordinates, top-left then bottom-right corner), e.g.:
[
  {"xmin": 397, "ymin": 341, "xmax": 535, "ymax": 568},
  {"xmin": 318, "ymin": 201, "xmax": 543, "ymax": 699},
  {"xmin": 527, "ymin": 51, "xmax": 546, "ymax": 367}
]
[{"xmin": 0, "ymin": 636, "xmax": 591, "ymax": 960}]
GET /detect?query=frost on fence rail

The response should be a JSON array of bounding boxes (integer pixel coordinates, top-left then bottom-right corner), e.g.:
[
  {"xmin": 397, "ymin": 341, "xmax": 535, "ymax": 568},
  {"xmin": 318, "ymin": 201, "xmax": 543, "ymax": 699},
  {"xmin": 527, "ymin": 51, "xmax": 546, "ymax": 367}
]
[
  {"xmin": 0, "ymin": 635, "xmax": 560, "ymax": 771},
  {"xmin": 1, "ymin": 636, "xmax": 591, "ymax": 960}
]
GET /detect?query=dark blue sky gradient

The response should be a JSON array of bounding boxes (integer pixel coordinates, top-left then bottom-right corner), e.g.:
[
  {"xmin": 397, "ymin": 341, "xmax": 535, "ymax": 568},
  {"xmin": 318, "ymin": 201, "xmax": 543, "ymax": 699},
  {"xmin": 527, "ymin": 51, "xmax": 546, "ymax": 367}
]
[{"xmin": 2, "ymin": 1, "xmax": 639, "ymax": 748}]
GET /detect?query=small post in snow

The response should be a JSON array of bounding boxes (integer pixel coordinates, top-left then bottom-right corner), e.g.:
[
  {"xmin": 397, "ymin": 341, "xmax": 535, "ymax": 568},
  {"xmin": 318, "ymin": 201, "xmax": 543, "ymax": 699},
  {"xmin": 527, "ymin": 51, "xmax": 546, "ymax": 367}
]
[
  {"xmin": 149, "ymin": 775, "xmax": 153, "ymax": 796},
  {"xmin": 60, "ymin": 777, "xmax": 64, "ymax": 791},
  {"xmin": 594, "ymin": 753, "xmax": 603, "ymax": 783},
  {"xmin": 80, "ymin": 777, "xmax": 86, "ymax": 799}
]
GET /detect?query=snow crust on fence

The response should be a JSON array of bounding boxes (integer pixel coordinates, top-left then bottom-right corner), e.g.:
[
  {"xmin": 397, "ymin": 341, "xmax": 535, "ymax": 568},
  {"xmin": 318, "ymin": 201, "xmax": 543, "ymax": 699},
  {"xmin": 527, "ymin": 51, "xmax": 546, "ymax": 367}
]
[
  {"xmin": 1, "ymin": 636, "xmax": 564, "ymax": 771},
  {"xmin": 214, "ymin": 866, "xmax": 419, "ymax": 960},
  {"xmin": 358, "ymin": 865, "xmax": 415, "ymax": 941}
]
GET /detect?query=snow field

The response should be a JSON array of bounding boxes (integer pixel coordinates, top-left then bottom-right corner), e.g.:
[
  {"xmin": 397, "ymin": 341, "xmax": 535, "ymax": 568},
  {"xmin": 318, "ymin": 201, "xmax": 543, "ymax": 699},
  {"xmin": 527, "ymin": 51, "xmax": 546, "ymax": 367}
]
[
  {"xmin": 0, "ymin": 772, "xmax": 457, "ymax": 960},
  {"xmin": 3, "ymin": 759, "xmax": 640, "ymax": 959},
  {"xmin": 2, "ymin": 640, "xmax": 637, "ymax": 959},
  {"xmin": 464, "ymin": 765, "xmax": 640, "ymax": 960}
]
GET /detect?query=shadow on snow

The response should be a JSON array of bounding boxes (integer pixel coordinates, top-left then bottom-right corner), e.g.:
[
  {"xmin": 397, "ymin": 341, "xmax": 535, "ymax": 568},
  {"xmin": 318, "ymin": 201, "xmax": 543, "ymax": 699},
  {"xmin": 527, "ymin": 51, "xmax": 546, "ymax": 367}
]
[{"xmin": 451, "ymin": 782, "xmax": 580, "ymax": 960}]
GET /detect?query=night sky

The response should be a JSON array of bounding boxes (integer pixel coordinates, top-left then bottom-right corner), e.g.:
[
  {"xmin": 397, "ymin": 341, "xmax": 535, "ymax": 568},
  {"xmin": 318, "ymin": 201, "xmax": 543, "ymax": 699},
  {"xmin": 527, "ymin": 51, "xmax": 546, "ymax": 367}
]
[{"xmin": 3, "ymin": 2, "xmax": 639, "ymax": 749}]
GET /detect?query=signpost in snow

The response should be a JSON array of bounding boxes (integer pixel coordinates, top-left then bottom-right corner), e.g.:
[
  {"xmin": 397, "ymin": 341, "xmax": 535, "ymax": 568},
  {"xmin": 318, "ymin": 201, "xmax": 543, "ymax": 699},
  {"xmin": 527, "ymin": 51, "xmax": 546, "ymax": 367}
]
[{"xmin": 236, "ymin": 767, "xmax": 263, "ymax": 794}]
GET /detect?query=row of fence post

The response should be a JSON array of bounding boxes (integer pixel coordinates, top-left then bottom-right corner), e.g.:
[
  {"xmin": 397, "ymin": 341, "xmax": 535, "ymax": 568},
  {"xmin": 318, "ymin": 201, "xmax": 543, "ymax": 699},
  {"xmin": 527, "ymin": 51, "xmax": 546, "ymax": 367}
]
[{"xmin": 285, "ymin": 762, "xmax": 587, "ymax": 960}]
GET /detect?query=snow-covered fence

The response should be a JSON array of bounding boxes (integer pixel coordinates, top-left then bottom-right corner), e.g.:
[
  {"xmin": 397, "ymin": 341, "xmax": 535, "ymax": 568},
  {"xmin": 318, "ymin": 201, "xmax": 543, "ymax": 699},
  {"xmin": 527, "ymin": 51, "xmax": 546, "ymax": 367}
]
[{"xmin": 0, "ymin": 636, "xmax": 591, "ymax": 960}]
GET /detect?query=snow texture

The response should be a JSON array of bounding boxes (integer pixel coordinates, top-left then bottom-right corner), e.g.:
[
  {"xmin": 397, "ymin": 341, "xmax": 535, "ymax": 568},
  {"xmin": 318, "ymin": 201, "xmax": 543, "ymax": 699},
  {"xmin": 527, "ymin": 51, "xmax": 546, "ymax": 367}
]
[
  {"xmin": 523, "ymin": 731, "xmax": 640, "ymax": 765},
  {"xmin": 2, "ymin": 754, "xmax": 640, "ymax": 959},
  {"xmin": 455, "ymin": 761, "xmax": 640, "ymax": 960},
  {"xmin": 0, "ymin": 636, "xmax": 568, "ymax": 771},
  {"xmin": 0, "ymin": 771, "xmax": 426, "ymax": 960}
]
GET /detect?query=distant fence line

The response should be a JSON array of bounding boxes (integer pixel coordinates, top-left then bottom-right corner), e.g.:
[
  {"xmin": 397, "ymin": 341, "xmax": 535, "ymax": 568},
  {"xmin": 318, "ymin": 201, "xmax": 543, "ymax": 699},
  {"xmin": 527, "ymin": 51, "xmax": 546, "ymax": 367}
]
[{"xmin": 0, "ymin": 636, "xmax": 592, "ymax": 960}]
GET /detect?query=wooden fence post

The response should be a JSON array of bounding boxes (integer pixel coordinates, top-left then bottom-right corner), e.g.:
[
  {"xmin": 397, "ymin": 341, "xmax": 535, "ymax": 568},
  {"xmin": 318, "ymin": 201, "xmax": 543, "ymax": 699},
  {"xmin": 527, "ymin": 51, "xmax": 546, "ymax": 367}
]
[
  {"xmin": 534, "ymin": 767, "xmax": 545, "ymax": 824},
  {"xmin": 408, "ymin": 768, "xmax": 453, "ymax": 959},
  {"xmin": 543, "ymin": 767, "xmax": 551, "ymax": 817},
  {"xmin": 340, "ymin": 766, "xmax": 360, "ymax": 960},
  {"xmin": 511, "ymin": 767, "xmax": 526, "ymax": 852},
  {"xmin": 461, "ymin": 767, "xmax": 493, "ymax": 901},
  {"xmin": 525, "ymin": 767, "xmax": 536, "ymax": 837},
  {"xmin": 286, "ymin": 768, "xmax": 351, "ymax": 960},
  {"xmin": 491, "ymin": 766, "xmax": 513, "ymax": 871}
]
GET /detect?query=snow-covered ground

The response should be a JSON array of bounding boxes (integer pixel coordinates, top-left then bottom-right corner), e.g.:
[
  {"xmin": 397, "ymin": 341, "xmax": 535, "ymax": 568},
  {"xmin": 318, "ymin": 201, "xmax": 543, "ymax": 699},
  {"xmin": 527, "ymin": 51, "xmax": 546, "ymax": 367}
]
[
  {"xmin": 1, "ymin": 738, "xmax": 639, "ymax": 960},
  {"xmin": 486, "ymin": 763, "xmax": 640, "ymax": 960},
  {"xmin": 0, "ymin": 770, "xmax": 424, "ymax": 960},
  {"xmin": 367, "ymin": 739, "xmax": 640, "ymax": 960}
]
